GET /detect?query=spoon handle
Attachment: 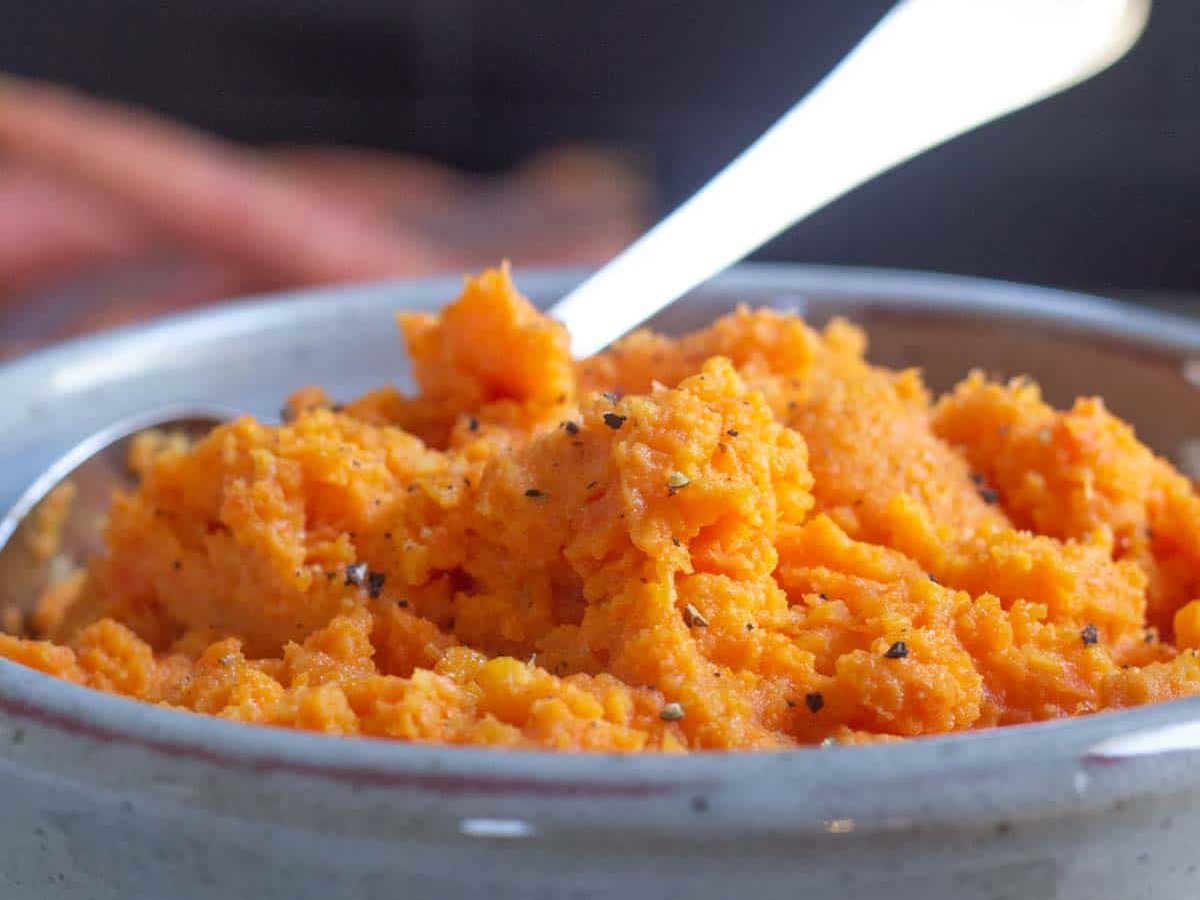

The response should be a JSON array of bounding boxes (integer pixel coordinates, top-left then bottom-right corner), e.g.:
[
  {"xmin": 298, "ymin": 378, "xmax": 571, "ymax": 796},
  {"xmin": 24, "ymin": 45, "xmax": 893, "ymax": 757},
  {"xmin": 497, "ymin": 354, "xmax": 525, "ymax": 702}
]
[{"xmin": 552, "ymin": 0, "xmax": 1150, "ymax": 358}]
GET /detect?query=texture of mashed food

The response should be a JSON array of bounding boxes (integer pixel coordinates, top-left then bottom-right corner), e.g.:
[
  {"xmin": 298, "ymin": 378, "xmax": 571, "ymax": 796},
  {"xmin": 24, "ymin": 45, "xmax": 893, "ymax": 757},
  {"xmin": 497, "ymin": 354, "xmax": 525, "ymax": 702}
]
[{"xmin": 4, "ymin": 265, "xmax": 1200, "ymax": 751}]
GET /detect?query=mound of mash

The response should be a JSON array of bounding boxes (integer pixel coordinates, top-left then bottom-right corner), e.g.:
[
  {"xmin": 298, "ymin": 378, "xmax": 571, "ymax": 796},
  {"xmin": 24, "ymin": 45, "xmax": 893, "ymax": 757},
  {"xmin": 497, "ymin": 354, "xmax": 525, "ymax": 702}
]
[{"xmin": 5, "ymin": 266, "xmax": 1200, "ymax": 751}]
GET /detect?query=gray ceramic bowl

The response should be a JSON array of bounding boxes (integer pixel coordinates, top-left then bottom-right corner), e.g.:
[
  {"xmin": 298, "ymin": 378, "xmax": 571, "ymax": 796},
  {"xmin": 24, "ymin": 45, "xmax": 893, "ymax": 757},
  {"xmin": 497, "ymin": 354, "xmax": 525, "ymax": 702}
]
[{"xmin": 3, "ymin": 265, "xmax": 1200, "ymax": 900}]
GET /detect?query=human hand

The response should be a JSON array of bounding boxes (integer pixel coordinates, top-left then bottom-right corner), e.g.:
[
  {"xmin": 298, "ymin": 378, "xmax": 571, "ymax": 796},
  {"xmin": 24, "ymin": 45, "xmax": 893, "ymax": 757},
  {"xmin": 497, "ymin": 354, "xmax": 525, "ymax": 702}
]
[{"xmin": 0, "ymin": 76, "xmax": 652, "ymax": 351}]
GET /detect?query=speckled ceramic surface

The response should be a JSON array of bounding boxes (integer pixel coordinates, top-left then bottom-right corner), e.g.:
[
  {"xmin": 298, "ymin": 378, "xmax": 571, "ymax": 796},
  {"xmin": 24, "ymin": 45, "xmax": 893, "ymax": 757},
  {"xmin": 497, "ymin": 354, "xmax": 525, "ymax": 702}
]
[{"xmin": 3, "ymin": 265, "xmax": 1200, "ymax": 900}]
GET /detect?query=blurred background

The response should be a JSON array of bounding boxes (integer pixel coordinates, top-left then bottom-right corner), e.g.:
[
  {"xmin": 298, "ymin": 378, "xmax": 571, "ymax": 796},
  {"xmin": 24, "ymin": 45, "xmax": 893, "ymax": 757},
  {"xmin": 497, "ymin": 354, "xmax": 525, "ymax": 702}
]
[{"xmin": 0, "ymin": 0, "xmax": 1196, "ymax": 358}]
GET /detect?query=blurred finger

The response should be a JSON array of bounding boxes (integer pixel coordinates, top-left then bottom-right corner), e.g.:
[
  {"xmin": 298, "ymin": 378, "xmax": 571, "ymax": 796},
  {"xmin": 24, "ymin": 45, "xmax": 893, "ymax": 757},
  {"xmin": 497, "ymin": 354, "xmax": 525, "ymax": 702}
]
[
  {"xmin": 0, "ymin": 77, "xmax": 448, "ymax": 288},
  {"xmin": 0, "ymin": 166, "xmax": 147, "ymax": 298}
]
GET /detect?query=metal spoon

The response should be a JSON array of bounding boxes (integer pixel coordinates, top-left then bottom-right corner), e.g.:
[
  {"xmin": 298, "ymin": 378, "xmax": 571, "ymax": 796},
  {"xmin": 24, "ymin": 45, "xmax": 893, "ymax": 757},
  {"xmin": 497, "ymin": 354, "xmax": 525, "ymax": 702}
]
[
  {"xmin": 0, "ymin": 0, "xmax": 1150, "ymax": 630},
  {"xmin": 550, "ymin": 0, "xmax": 1151, "ymax": 356},
  {"xmin": 0, "ymin": 406, "xmax": 237, "ymax": 631}
]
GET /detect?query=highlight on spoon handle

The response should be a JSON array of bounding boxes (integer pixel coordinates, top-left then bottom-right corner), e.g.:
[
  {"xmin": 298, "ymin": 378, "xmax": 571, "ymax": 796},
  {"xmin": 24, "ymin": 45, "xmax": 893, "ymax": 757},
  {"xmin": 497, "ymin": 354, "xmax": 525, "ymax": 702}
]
[{"xmin": 552, "ymin": 0, "xmax": 1150, "ymax": 359}]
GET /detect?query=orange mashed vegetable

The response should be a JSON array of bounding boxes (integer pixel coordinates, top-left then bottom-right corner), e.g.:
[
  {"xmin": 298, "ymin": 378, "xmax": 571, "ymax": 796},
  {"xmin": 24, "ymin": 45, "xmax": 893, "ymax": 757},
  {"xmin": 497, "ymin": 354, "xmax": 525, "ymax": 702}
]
[{"xmin": 5, "ymin": 265, "xmax": 1200, "ymax": 751}]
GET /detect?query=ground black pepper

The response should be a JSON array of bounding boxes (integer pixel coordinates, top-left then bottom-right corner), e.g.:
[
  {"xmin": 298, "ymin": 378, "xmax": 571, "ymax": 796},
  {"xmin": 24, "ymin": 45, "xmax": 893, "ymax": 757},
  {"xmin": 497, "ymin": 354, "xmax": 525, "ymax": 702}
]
[
  {"xmin": 683, "ymin": 603, "xmax": 709, "ymax": 628},
  {"xmin": 366, "ymin": 571, "xmax": 386, "ymax": 599},
  {"xmin": 659, "ymin": 702, "xmax": 685, "ymax": 722},
  {"xmin": 602, "ymin": 413, "xmax": 626, "ymax": 430},
  {"xmin": 1081, "ymin": 623, "xmax": 1099, "ymax": 646},
  {"xmin": 884, "ymin": 641, "xmax": 909, "ymax": 659},
  {"xmin": 524, "ymin": 488, "xmax": 546, "ymax": 499},
  {"xmin": 805, "ymin": 692, "xmax": 825, "ymax": 713},
  {"xmin": 561, "ymin": 421, "xmax": 580, "ymax": 435}
]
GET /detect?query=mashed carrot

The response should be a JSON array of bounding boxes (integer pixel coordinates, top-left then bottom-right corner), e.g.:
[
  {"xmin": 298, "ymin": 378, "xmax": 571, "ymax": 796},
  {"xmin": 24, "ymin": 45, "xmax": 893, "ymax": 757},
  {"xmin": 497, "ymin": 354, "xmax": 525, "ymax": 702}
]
[{"xmin": 3, "ymin": 265, "xmax": 1200, "ymax": 750}]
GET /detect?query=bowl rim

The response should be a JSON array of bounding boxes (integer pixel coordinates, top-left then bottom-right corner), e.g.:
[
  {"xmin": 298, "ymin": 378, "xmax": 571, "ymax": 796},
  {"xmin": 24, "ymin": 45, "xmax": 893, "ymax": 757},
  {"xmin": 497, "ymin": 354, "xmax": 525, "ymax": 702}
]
[{"xmin": 4, "ymin": 261, "xmax": 1200, "ymax": 835}]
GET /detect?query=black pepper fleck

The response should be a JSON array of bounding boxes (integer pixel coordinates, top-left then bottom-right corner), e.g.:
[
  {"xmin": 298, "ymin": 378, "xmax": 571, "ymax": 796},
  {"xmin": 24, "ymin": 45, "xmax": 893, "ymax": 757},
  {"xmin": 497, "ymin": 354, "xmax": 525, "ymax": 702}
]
[
  {"xmin": 525, "ymin": 488, "xmax": 546, "ymax": 499},
  {"xmin": 586, "ymin": 480, "xmax": 599, "ymax": 490},
  {"xmin": 1081, "ymin": 623, "xmax": 1099, "ymax": 646},
  {"xmin": 660, "ymin": 702, "xmax": 685, "ymax": 722},
  {"xmin": 884, "ymin": 641, "xmax": 909, "ymax": 659},
  {"xmin": 366, "ymin": 571, "xmax": 386, "ymax": 599},
  {"xmin": 172, "ymin": 560, "xmax": 182, "ymax": 571},
  {"xmin": 344, "ymin": 563, "xmax": 368, "ymax": 587},
  {"xmin": 726, "ymin": 429, "xmax": 739, "ymax": 437},
  {"xmin": 467, "ymin": 417, "xmax": 479, "ymax": 432},
  {"xmin": 602, "ymin": 412, "xmax": 627, "ymax": 430},
  {"xmin": 683, "ymin": 603, "xmax": 709, "ymax": 628},
  {"xmin": 805, "ymin": 692, "xmax": 825, "ymax": 714},
  {"xmin": 978, "ymin": 486, "xmax": 1000, "ymax": 504},
  {"xmin": 561, "ymin": 420, "xmax": 581, "ymax": 435},
  {"xmin": 602, "ymin": 392, "xmax": 619, "ymax": 403}
]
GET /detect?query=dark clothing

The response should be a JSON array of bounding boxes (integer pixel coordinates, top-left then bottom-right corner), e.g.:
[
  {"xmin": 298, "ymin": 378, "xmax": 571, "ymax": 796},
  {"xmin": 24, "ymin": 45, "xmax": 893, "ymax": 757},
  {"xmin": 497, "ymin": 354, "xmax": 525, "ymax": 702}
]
[{"xmin": 5, "ymin": 0, "xmax": 1198, "ymax": 291}]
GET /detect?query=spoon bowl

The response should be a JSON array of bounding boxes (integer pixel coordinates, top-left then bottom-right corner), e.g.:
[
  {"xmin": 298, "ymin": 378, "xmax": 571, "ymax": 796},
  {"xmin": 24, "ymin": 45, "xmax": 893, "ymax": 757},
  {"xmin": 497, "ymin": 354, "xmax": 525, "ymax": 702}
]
[{"xmin": 0, "ymin": 406, "xmax": 236, "ymax": 633}]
